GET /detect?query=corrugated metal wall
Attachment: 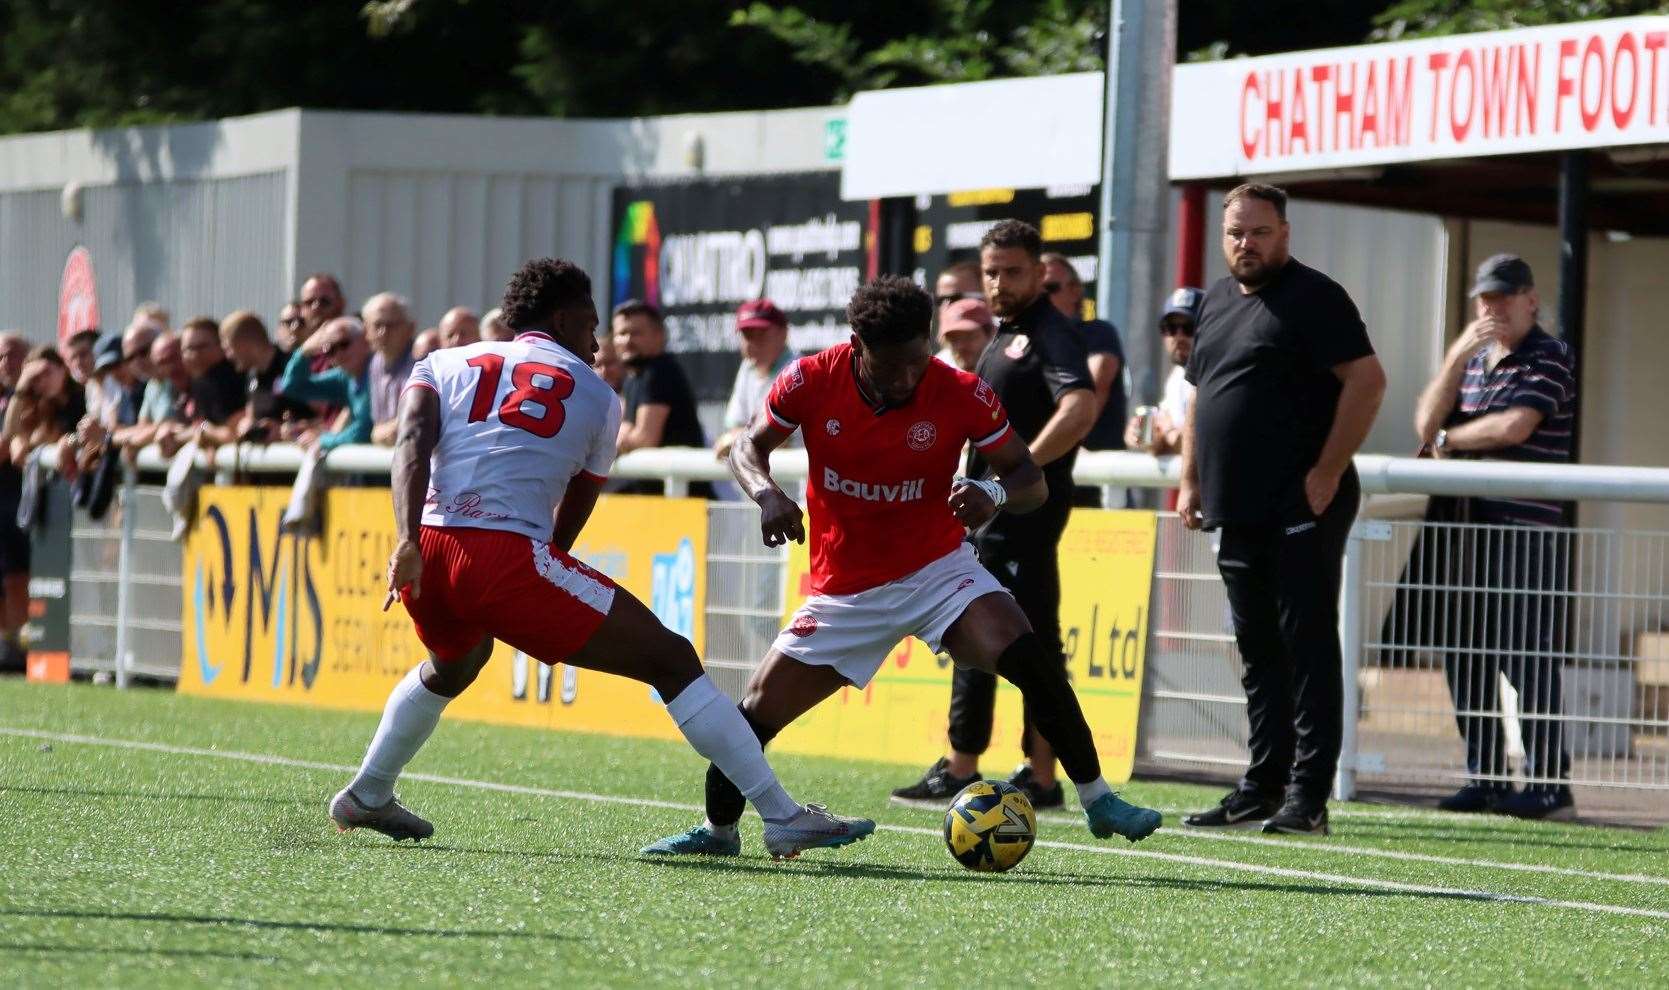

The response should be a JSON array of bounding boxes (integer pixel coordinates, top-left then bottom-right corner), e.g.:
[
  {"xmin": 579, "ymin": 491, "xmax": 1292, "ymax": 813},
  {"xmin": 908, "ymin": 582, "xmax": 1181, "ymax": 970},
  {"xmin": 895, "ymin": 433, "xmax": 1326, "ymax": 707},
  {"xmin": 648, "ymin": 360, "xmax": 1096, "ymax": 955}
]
[
  {"xmin": 0, "ymin": 171, "xmax": 288, "ymax": 342},
  {"xmin": 342, "ymin": 170, "xmax": 614, "ymax": 325},
  {"xmin": 1202, "ymin": 193, "xmax": 1449, "ymax": 457},
  {"xmin": 0, "ymin": 187, "xmax": 73, "ymax": 342}
]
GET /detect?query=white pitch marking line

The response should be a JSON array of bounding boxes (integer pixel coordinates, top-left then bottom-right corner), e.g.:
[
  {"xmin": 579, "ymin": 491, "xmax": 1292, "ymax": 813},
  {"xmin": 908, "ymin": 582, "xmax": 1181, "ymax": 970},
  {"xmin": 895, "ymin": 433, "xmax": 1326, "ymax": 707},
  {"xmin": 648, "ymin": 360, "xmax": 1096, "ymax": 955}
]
[
  {"xmin": 4, "ymin": 726, "xmax": 1667, "ymax": 921},
  {"xmin": 1034, "ymin": 810, "xmax": 1669, "ymax": 888}
]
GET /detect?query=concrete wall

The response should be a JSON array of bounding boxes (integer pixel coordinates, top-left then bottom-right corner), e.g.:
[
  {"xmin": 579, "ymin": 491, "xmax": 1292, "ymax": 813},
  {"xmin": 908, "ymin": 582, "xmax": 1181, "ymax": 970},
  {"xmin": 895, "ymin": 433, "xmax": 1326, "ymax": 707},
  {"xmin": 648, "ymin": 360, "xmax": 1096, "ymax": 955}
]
[
  {"xmin": 0, "ymin": 104, "xmax": 841, "ymax": 342},
  {"xmin": 0, "ymin": 112, "xmax": 298, "ymax": 342}
]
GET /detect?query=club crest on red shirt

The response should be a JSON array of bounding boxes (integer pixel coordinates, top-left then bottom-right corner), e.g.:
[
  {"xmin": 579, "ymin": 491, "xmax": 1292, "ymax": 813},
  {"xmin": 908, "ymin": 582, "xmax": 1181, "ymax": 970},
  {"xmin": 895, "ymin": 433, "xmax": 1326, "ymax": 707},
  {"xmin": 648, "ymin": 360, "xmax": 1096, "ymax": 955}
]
[
  {"xmin": 825, "ymin": 418, "xmax": 841, "ymax": 436},
  {"xmin": 781, "ymin": 360, "xmax": 805, "ymax": 393},
  {"xmin": 974, "ymin": 379, "xmax": 995, "ymax": 407},
  {"xmin": 906, "ymin": 421, "xmax": 937, "ymax": 451},
  {"xmin": 789, "ymin": 613, "xmax": 818, "ymax": 637}
]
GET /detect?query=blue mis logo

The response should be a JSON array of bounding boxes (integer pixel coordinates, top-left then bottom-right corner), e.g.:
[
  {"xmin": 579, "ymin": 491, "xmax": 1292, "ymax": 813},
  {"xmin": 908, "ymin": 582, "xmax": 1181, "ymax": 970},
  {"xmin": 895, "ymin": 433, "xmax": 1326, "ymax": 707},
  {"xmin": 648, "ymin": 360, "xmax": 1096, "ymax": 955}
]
[{"xmin": 650, "ymin": 539, "xmax": 697, "ymax": 642}]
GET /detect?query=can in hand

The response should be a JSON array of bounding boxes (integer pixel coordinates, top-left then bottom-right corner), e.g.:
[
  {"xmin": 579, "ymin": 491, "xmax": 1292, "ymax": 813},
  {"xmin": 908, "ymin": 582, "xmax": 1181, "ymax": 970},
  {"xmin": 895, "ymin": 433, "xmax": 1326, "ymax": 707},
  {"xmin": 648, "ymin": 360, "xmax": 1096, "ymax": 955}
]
[{"xmin": 1133, "ymin": 405, "xmax": 1158, "ymax": 448}]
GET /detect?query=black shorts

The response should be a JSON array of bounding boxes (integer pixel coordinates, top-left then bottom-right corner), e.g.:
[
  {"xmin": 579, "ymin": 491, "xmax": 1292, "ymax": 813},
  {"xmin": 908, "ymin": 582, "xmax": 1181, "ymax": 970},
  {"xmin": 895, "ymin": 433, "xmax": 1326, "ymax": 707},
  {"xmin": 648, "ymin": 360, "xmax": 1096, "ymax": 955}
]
[
  {"xmin": 0, "ymin": 519, "xmax": 28, "ymax": 577},
  {"xmin": 0, "ymin": 466, "xmax": 25, "ymax": 576}
]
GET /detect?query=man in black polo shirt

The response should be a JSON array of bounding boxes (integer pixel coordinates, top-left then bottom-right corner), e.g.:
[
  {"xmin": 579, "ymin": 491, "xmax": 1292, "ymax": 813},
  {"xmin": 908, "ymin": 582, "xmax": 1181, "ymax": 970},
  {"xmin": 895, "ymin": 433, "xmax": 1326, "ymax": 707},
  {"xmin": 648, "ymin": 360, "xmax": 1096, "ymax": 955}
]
[
  {"xmin": 1413, "ymin": 253, "xmax": 1577, "ymax": 820},
  {"xmin": 891, "ymin": 219, "xmax": 1098, "ymax": 809},
  {"xmin": 1179, "ymin": 184, "xmax": 1386, "ymax": 835},
  {"xmin": 612, "ymin": 299, "xmax": 711, "ymax": 498}
]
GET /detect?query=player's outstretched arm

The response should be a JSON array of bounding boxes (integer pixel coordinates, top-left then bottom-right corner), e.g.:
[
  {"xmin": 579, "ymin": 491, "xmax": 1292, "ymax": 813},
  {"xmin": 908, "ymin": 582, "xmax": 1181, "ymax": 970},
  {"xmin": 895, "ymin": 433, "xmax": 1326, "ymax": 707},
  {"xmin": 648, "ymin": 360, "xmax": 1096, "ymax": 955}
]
[
  {"xmin": 385, "ymin": 385, "xmax": 440, "ymax": 609},
  {"xmin": 729, "ymin": 418, "xmax": 804, "ymax": 548},
  {"xmin": 951, "ymin": 432, "xmax": 1046, "ymax": 528},
  {"xmin": 551, "ymin": 473, "xmax": 603, "ymax": 553}
]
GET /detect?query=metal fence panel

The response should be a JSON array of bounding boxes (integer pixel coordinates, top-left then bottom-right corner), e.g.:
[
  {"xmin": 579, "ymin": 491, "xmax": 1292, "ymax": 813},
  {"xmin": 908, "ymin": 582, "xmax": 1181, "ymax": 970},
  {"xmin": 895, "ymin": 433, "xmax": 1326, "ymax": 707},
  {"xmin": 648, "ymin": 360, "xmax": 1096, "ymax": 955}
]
[
  {"xmin": 702, "ymin": 501, "xmax": 784, "ymax": 702},
  {"xmin": 69, "ymin": 485, "xmax": 180, "ymax": 681}
]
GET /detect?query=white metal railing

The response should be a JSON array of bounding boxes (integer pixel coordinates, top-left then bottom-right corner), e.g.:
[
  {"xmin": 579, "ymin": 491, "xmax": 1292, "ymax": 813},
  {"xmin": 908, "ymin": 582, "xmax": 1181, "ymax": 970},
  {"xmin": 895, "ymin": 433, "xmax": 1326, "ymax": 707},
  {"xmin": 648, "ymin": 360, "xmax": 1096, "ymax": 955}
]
[{"xmin": 61, "ymin": 442, "xmax": 1669, "ymax": 819}]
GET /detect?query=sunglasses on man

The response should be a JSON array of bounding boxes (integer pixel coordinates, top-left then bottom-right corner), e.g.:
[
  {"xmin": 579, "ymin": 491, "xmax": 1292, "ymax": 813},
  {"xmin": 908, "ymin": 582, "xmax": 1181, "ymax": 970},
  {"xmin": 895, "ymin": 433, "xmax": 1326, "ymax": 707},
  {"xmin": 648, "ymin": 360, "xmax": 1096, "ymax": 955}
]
[
  {"xmin": 1160, "ymin": 319, "xmax": 1194, "ymax": 337},
  {"xmin": 935, "ymin": 291, "xmax": 982, "ymax": 308}
]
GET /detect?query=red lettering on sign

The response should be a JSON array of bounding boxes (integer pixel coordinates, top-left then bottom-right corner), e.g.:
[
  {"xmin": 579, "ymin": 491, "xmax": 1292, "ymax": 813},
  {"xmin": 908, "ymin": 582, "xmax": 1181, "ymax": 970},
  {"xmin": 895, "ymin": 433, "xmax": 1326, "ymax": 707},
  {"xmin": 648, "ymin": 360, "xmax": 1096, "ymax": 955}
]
[
  {"xmin": 1240, "ymin": 72, "xmax": 1260, "ymax": 160},
  {"xmin": 1359, "ymin": 60, "xmax": 1381, "ymax": 148},
  {"xmin": 1263, "ymin": 70, "xmax": 1285, "ymax": 156},
  {"xmin": 1288, "ymin": 68, "xmax": 1310, "ymax": 153},
  {"xmin": 1427, "ymin": 51, "xmax": 1451, "ymax": 142},
  {"xmin": 1556, "ymin": 38, "xmax": 1578, "ymax": 130},
  {"xmin": 1479, "ymin": 46, "xmax": 1512, "ymax": 138},
  {"xmin": 1451, "ymin": 49, "xmax": 1477, "ymax": 141},
  {"xmin": 1580, "ymin": 34, "xmax": 1607, "ymax": 132},
  {"xmin": 1386, "ymin": 56, "xmax": 1415, "ymax": 146},
  {"xmin": 1614, "ymin": 32, "xmax": 1640, "ymax": 130},
  {"xmin": 1309, "ymin": 64, "xmax": 1332, "ymax": 150},
  {"xmin": 1517, "ymin": 43, "xmax": 1542, "ymax": 135},
  {"xmin": 1646, "ymin": 33, "xmax": 1667, "ymax": 125},
  {"xmin": 1333, "ymin": 62, "xmax": 1357, "ymax": 151}
]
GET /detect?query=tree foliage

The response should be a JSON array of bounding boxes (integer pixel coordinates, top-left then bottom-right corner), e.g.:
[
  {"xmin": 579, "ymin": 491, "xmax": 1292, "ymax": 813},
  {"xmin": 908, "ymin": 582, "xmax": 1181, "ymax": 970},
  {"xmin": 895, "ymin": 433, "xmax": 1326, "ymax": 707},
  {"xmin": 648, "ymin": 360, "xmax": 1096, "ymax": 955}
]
[
  {"xmin": 1370, "ymin": 0, "xmax": 1669, "ymax": 40},
  {"xmin": 2, "ymin": 0, "xmax": 1653, "ymax": 137},
  {"xmin": 729, "ymin": 0, "xmax": 1105, "ymax": 98}
]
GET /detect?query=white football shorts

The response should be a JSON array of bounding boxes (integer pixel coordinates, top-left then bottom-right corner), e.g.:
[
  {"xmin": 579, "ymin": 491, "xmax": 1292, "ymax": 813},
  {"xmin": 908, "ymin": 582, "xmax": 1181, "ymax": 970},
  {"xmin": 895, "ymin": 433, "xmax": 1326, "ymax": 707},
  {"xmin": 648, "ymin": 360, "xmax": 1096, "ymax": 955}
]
[{"xmin": 770, "ymin": 542, "xmax": 1010, "ymax": 687}]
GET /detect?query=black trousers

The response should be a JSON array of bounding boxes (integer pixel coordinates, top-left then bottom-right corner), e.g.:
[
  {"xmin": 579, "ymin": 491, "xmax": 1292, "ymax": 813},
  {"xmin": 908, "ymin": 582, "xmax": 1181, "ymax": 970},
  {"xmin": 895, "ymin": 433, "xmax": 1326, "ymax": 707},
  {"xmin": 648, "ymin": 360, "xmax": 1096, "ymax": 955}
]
[
  {"xmin": 1215, "ymin": 471, "xmax": 1358, "ymax": 802},
  {"xmin": 946, "ymin": 497, "xmax": 1071, "ymax": 757},
  {"xmin": 1440, "ymin": 523, "xmax": 1571, "ymax": 788}
]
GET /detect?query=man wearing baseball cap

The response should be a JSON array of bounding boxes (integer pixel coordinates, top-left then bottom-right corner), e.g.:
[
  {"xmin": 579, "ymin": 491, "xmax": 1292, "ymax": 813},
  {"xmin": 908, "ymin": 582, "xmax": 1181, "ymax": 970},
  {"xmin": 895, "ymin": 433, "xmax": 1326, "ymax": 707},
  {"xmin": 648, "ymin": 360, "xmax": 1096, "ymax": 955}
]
[
  {"xmin": 715, "ymin": 299, "xmax": 796, "ymax": 460},
  {"xmin": 1413, "ymin": 252, "xmax": 1577, "ymax": 820},
  {"xmin": 934, "ymin": 297, "xmax": 994, "ymax": 373},
  {"xmin": 1126, "ymin": 287, "xmax": 1203, "ymax": 456}
]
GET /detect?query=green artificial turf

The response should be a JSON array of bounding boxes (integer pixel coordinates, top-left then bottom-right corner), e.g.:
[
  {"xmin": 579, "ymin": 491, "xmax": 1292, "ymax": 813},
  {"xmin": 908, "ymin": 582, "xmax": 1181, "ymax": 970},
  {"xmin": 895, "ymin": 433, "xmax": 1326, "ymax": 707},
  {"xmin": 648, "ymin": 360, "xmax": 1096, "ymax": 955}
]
[{"xmin": 0, "ymin": 680, "xmax": 1664, "ymax": 987}]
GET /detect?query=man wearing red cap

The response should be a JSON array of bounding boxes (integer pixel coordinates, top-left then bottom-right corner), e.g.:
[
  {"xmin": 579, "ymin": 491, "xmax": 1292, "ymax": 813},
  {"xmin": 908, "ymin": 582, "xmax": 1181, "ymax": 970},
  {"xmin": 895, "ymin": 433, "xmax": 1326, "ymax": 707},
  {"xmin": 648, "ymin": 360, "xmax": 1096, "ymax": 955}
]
[
  {"xmin": 715, "ymin": 299, "xmax": 795, "ymax": 460},
  {"xmin": 934, "ymin": 298, "xmax": 995, "ymax": 373}
]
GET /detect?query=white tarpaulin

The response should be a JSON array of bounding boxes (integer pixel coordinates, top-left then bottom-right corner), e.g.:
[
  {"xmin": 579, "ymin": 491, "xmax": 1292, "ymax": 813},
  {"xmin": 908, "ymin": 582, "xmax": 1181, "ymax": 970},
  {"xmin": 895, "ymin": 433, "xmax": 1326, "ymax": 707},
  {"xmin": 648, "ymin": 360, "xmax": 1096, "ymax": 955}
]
[
  {"xmin": 1171, "ymin": 16, "xmax": 1669, "ymax": 180},
  {"xmin": 840, "ymin": 73, "xmax": 1104, "ymax": 200}
]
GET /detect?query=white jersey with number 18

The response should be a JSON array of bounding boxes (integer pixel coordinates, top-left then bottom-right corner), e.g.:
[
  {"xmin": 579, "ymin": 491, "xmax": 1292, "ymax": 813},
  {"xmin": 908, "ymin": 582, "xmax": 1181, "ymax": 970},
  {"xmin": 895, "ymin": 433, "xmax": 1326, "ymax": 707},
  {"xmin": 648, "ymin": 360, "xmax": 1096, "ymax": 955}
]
[{"xmin": 404, "ymin": 330, "xmax": 622, "ymax": 541}]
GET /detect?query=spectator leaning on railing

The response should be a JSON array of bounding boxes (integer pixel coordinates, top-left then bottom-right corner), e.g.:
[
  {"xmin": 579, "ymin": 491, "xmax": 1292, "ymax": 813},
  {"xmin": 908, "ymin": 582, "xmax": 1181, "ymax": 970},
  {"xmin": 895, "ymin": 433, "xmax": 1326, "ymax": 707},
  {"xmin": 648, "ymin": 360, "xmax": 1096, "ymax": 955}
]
[
  {"xmin": 363, "ymin": 292, "xmax": 417, "ymax": 446},
  {"xmin": 1412, "ymin": 253, "xmax": 1578, "ymax": 821},
  {"xmin": 221, "ymin": 310, "xmax": 314, "ymax": 444},
  {"xmin": 714, "ymin": 299, "xmax": 795, "ymax": 461},
  {"xmin": 132, "ymin": 331, "xmax": 189, "ymax": 455},
  {"xmin": 276, "ymin": 300, "xmax": 306, "ymax": 352},
  {"xmin": 298, "ymin": 273, "xmax": 346, "ymax": 345},
  {"xmin": 279, "ymin": 316, "xmax": 374, "ymax": 451},
  {"xmin": 172, "ymin": 316, "xmax": 249, "ymax": 451},
  {"xmin": 480, "ymin": 307, "xmax": 513, "ymax": 342},
  {"xmin": 438, "ymin": 306, "xmax": 480, "ymax": 349},
  {"xmin": 612, "ymin": 298, "xmax": 710, "ymax": 497}
]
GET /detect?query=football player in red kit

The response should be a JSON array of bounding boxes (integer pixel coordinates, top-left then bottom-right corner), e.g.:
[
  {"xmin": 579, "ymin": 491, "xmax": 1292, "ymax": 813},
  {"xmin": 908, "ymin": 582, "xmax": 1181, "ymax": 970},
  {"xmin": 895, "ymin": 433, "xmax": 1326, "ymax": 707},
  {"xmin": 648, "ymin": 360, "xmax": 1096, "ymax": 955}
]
[{"xmin": 643, "ymin": 276, "xmax": 1161, "ymax": 857}]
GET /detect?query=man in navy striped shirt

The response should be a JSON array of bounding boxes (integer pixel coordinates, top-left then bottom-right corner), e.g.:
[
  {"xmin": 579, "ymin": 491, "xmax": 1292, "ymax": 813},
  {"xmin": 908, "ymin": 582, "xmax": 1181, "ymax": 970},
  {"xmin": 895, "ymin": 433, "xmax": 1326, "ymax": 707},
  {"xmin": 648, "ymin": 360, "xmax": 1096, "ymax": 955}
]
[{"xmin": 1414, "ymin": 253, "xmax": 1575, "ymax": 820}]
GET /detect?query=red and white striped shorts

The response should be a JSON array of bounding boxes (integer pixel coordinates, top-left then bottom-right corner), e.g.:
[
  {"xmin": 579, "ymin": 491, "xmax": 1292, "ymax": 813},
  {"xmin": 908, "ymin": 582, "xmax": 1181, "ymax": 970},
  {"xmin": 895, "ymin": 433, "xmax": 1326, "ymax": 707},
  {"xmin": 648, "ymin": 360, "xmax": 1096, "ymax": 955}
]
[{"xmin": 401, "ymin": 525, "xmax": 616, "ymax": 663}]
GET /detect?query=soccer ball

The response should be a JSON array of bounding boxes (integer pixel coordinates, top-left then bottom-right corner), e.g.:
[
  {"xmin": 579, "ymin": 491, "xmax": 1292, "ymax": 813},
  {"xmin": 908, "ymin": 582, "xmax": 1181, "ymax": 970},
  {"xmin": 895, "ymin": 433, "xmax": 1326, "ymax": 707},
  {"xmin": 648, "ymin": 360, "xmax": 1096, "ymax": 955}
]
[{"xmin": 943, "ymin": 780, "xmax": 1037, "ymax": 873}]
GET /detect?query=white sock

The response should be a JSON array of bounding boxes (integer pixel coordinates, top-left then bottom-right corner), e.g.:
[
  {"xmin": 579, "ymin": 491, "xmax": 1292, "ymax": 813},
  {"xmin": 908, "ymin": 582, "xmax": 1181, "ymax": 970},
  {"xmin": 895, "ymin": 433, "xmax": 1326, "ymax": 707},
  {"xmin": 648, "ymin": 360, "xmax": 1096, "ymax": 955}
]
[
  {"xmin": 1076, "ymin": 776, "xmax": 1112, "ymax": 810},
  {"xmin": 703, "ymin": 818, "xmax": 739, "ymax": 839},
  {"xmin": 349, "ymin": 665, "xmax": 451, "ymax": 806},
  {"xmin": 666, "ymin": 675, "xmax": 801, "ymax": 822}
]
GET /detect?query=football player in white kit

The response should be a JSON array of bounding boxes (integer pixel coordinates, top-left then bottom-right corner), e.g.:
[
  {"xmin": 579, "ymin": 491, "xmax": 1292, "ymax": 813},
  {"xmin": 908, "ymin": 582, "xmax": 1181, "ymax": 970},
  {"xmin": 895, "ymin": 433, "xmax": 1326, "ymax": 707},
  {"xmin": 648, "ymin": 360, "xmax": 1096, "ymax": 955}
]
[{"xmin": 329, "ymin": 258, "xmax": 874, "ymax": 858}]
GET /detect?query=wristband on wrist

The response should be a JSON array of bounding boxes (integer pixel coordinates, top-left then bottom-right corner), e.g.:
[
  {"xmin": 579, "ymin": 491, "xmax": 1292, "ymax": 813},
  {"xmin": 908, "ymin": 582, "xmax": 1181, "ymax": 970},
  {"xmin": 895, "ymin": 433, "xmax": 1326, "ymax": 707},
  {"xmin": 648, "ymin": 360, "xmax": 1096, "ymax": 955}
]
[{"xmin": 962, "ymin": 477, "xmax": 1007, "ymax": 509}]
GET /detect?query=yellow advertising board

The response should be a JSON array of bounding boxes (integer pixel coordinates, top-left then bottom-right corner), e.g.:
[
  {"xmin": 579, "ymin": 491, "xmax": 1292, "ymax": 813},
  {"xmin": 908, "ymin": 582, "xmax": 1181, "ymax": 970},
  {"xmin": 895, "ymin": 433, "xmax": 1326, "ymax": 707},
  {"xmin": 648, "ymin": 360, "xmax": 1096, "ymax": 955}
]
[
  {"xmin": 178, "ymin": 488, "xmax": 705, "ymax": 744},
  {"xmin": 772, "ymin": 510, "xmax": 1156, "ymax": 782}
]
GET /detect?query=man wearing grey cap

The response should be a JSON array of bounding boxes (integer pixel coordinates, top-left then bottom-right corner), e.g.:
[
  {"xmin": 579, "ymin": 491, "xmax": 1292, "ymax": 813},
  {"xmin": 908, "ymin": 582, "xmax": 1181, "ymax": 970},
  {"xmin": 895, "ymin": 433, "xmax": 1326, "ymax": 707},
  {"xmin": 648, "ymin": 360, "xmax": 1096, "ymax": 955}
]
[
  {"xmin": 1126, "ymin": 287, "xmax": 1203, "ymax": 456},
  {"xmin": 1414, "ymin": 252, "xmax": 1577, "ymax": 820}
]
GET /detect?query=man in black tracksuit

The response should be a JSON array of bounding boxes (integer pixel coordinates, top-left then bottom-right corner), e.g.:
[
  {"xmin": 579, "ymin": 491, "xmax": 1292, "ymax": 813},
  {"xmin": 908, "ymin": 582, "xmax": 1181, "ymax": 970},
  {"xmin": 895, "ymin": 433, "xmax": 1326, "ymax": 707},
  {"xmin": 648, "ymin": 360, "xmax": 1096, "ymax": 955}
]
[
  {"xmin": 1179, "ymin": 184, "xmax": 1386, "ymax": 836},
  {"xmin": 890, "ymin": 219, "xmax": 1099, "ymax": 810}
]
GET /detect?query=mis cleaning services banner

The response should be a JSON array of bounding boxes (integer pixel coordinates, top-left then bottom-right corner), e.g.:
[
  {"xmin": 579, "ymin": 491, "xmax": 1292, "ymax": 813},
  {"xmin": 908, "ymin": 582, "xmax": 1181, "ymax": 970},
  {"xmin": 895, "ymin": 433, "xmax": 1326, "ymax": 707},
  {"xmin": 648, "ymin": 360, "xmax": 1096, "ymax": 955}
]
[
  {"xmin": 772, "ymin": 510, "xmax": 1157, "ymax": 782},
  {"xmin": 178, "ymin": 488, "xmax": 705, "ymax": 743}
]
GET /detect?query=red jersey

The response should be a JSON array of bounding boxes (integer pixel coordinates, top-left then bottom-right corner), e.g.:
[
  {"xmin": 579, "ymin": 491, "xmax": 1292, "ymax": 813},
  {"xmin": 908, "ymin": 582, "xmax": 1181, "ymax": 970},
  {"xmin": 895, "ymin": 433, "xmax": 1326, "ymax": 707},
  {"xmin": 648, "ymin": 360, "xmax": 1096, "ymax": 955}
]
[{"xmin": 765, "ymin": 343, "xmax": 1012, "ymax": 596}]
